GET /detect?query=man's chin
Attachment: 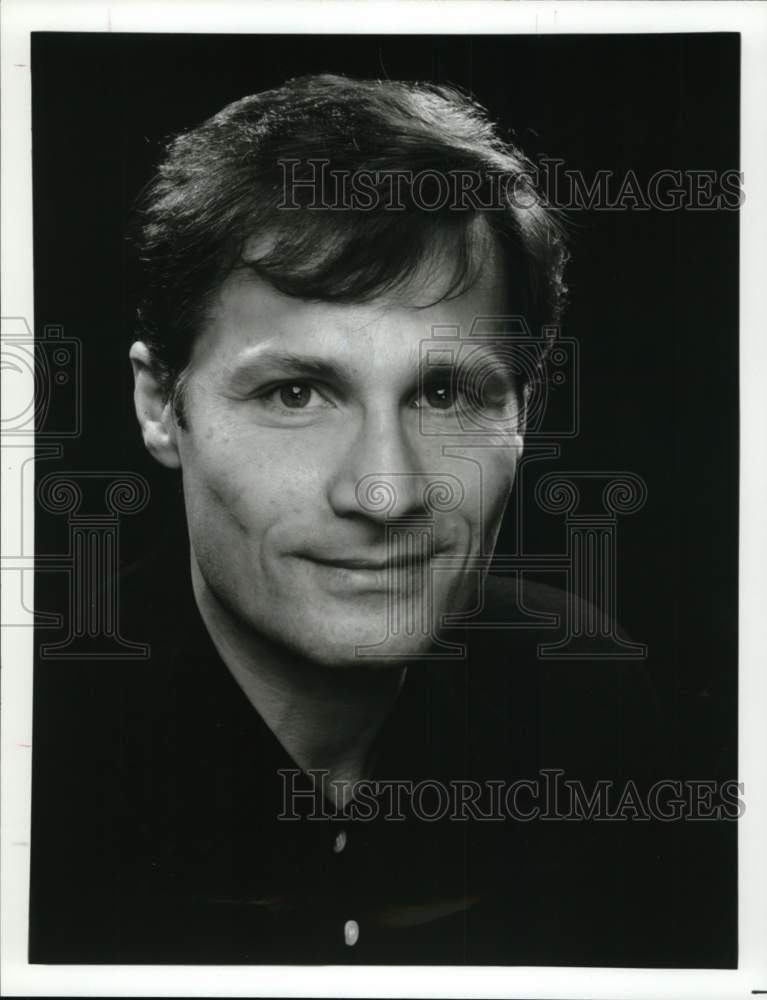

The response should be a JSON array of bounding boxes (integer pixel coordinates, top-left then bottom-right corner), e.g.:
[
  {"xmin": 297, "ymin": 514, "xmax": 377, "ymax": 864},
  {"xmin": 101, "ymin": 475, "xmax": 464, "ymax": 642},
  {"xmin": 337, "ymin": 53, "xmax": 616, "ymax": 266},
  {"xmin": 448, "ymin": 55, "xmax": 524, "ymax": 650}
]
[
  {"xmin": 288, "ymin": 632, "xmax": 439, "ymax": 670},
  {"xmin": 273, "ymin": 612, "xmax": 444, "ymax": 670},
  {"xmin": 277, "ymin": 577, "xmax": 476, "ymax": 668}
]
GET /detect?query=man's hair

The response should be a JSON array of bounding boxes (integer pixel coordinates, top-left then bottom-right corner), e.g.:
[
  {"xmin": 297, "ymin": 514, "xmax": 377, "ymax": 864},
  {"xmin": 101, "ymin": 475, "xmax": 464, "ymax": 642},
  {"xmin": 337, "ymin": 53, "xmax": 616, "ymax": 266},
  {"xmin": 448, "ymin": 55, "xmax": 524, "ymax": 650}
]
[{"xmin": 130, "ymin": 73, "xmax": 568, "ymax": 411}]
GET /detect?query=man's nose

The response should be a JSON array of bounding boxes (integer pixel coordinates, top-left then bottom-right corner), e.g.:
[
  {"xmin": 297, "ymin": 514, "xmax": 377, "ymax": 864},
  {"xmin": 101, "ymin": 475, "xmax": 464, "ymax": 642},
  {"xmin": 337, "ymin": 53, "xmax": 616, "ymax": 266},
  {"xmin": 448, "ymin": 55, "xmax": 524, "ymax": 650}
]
[{"xmin": 326, "ymin": 407, "xmax": 428, "ymax": 522}]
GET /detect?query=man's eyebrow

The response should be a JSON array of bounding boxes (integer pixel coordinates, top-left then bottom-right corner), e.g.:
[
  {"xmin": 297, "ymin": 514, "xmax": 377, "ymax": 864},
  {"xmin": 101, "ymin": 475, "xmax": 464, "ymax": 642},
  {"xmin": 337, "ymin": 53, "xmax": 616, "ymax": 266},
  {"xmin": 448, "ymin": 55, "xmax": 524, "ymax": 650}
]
[
  {"xmin": 226, "ymin": 343, "xmax": 518, "ymax": 392},
  {"xmin": 226, "ymin": 350, "xmax": 357, "ymax": 388}
]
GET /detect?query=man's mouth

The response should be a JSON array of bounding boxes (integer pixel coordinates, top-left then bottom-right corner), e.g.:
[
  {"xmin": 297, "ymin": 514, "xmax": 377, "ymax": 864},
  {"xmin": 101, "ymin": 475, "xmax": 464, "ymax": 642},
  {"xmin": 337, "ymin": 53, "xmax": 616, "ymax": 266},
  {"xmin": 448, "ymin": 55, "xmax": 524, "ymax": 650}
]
[
  {"xmin": 307, "ymin": 555, "xmax": 433, "ymax": 571},
  {"xmin": 296, "ymin": 550, "xmax": 441, "ymax": 594}
]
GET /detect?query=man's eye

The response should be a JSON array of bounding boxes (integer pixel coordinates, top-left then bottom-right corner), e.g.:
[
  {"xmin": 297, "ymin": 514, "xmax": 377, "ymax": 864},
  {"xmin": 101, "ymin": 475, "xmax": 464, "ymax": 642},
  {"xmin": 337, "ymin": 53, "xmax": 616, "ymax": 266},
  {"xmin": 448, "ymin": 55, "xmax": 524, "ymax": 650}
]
[
  {"xmin": 257, "ymin": 382, "xmax": 333, "ymax": 413},
  {"xmin": 278, "ymin": 383, "xmax": 314, "ymax": 408},
  {"xmin": 418, "ymin": 380, "xmax": 455, "ymax": 410},
  {"xmin": 415, "ymin": 373, "xmax": 515, "ymax": 417}
]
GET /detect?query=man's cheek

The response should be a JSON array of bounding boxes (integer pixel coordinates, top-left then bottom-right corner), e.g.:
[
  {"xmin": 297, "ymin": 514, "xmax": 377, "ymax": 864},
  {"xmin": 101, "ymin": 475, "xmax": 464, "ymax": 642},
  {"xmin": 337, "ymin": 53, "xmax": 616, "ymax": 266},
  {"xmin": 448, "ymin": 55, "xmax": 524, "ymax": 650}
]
[
  {"xmin": 478, "ymin": 461, "xmax": 517, "ymax": 545},
  {"xmin": 182, "ymin": 472, "xmax": 261, "ymax": 574}
]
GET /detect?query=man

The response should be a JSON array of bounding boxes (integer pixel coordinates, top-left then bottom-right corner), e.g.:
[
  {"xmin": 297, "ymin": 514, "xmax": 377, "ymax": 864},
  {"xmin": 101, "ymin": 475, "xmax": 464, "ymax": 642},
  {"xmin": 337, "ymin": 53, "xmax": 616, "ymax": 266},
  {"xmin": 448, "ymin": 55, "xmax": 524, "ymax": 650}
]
[
  {"xmin": 30, "ymin": 74, "xmax": 677, "ymax": 966},
  {"xmin": 129, "ymin": 73, "xmax": 565, "ymax": 796}
]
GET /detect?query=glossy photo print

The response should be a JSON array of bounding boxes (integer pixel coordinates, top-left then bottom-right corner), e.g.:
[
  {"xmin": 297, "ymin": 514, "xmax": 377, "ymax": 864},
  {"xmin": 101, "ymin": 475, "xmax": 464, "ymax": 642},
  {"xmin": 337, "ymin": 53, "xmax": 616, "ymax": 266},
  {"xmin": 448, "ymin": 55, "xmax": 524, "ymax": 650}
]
[{"xmin": 14, "ymin": 25, "xmax": 743, "ymax": 979}]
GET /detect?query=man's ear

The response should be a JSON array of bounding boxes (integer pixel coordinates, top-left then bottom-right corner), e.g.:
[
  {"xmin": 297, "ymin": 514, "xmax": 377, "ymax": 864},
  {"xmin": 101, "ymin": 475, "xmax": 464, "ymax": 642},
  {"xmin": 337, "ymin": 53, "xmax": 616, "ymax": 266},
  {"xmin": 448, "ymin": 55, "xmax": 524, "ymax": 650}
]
[{"xmin": 129, "ymin": 342, "xmax": 181, "ymax": 469}]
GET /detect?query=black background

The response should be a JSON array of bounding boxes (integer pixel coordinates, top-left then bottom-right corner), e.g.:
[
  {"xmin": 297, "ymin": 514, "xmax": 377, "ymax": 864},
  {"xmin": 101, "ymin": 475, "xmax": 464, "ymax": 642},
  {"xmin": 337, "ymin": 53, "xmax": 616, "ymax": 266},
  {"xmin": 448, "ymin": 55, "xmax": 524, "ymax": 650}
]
[{"xmin": 31, "ymin": 32, "xmax": 739, "ymax": 963}]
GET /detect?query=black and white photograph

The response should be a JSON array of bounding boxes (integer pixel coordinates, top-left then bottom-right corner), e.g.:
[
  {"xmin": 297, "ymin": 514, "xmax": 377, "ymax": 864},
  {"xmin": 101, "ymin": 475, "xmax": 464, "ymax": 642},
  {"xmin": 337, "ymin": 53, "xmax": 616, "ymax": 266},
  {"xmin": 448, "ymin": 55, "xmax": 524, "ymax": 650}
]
[{"xmin": 2, "ymin": 2, "xmax": 766, "ymax": 997}]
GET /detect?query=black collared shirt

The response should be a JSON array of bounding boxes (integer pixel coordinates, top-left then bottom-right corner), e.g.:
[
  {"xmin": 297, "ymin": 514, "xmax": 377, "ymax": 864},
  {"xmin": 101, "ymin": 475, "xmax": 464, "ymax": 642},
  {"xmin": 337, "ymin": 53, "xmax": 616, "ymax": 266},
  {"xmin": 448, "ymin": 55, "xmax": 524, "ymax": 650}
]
[{"xmin": 29, "ymin": 552, "xmax": 727, "ymax": 966}]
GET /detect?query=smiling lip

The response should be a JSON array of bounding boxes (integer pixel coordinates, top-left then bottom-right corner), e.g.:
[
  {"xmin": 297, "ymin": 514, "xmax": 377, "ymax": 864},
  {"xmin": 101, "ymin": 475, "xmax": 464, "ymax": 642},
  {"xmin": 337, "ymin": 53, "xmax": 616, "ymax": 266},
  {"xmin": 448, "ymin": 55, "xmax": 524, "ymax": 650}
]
[
  {"xmin": 306, "ymin": 555, "xmax": 432, "ymax": 571},
  {"xmin": 300, "ymin": 555, "xmax": 433, "ymax": 596}
]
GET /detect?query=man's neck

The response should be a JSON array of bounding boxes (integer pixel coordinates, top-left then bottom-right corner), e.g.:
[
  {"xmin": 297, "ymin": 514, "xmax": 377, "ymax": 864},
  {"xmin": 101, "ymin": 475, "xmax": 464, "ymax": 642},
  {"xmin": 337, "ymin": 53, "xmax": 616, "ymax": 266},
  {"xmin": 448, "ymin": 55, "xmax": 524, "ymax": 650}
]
[{"xmin": 191, "ymin": 562, "xmax": 406, "ymax": 800}]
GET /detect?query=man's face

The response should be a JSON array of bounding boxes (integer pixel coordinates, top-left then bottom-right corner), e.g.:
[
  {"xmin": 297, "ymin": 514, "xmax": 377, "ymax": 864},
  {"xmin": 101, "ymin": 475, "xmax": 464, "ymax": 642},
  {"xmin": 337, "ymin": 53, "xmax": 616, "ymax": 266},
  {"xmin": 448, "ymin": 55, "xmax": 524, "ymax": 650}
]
[{"xmin": 158, "ymin": 250, "xmax": 524, "ymax": 667}]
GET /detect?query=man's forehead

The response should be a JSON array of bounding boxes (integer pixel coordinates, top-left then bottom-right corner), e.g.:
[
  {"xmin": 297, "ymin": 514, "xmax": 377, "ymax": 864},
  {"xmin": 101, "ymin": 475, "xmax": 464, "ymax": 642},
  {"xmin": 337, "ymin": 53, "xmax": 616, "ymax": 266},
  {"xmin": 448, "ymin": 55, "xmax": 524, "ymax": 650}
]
[{"xmin": 191, "ymin": 237, "xmax": 512, "ymax": 378}]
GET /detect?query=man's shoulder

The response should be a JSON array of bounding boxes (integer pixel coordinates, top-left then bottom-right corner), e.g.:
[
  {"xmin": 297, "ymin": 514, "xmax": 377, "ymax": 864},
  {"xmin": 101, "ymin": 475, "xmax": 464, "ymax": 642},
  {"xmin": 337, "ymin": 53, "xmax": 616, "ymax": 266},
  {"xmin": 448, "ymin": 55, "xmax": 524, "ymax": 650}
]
[
  {"xmin": 482, "ymin": 571, "xmax": 603, "ymax": 625},
  {"xmin": 480, "ymin": 572, "xmax": 641, "ymax": 664},
  {"xmin": 465, "ymin": 573, "xmax": 664, "ymax": 778}
]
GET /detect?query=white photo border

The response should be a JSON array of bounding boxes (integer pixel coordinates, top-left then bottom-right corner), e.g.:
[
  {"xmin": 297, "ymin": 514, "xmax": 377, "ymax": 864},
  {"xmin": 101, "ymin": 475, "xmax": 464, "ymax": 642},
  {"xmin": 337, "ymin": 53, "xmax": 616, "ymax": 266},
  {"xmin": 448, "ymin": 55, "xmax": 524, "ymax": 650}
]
[{"xmin": 2, "ymin": 2, "xmax": 766, "ymax": 997}]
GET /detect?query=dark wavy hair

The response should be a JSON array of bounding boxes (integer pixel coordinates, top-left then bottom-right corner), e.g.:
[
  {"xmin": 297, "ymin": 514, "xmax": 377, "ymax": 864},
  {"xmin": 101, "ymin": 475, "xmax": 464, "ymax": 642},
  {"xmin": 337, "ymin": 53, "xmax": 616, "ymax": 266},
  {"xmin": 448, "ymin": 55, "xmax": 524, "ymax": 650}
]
[{"xmin": 130, "ymin": 73, "xmax": 569, "ymax": 408}]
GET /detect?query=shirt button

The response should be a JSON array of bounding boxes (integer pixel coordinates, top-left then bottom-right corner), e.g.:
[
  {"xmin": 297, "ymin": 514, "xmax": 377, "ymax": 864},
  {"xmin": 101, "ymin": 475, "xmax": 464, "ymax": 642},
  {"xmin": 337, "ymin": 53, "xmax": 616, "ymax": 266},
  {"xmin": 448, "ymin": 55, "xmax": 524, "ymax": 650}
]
[
  {"xmin": 333, "ymin": 829, "xmax": 348, "ymax": 854},
  {"xmin": 344, "ymin": 919, "xmax": 359, "ymax": 947}
]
